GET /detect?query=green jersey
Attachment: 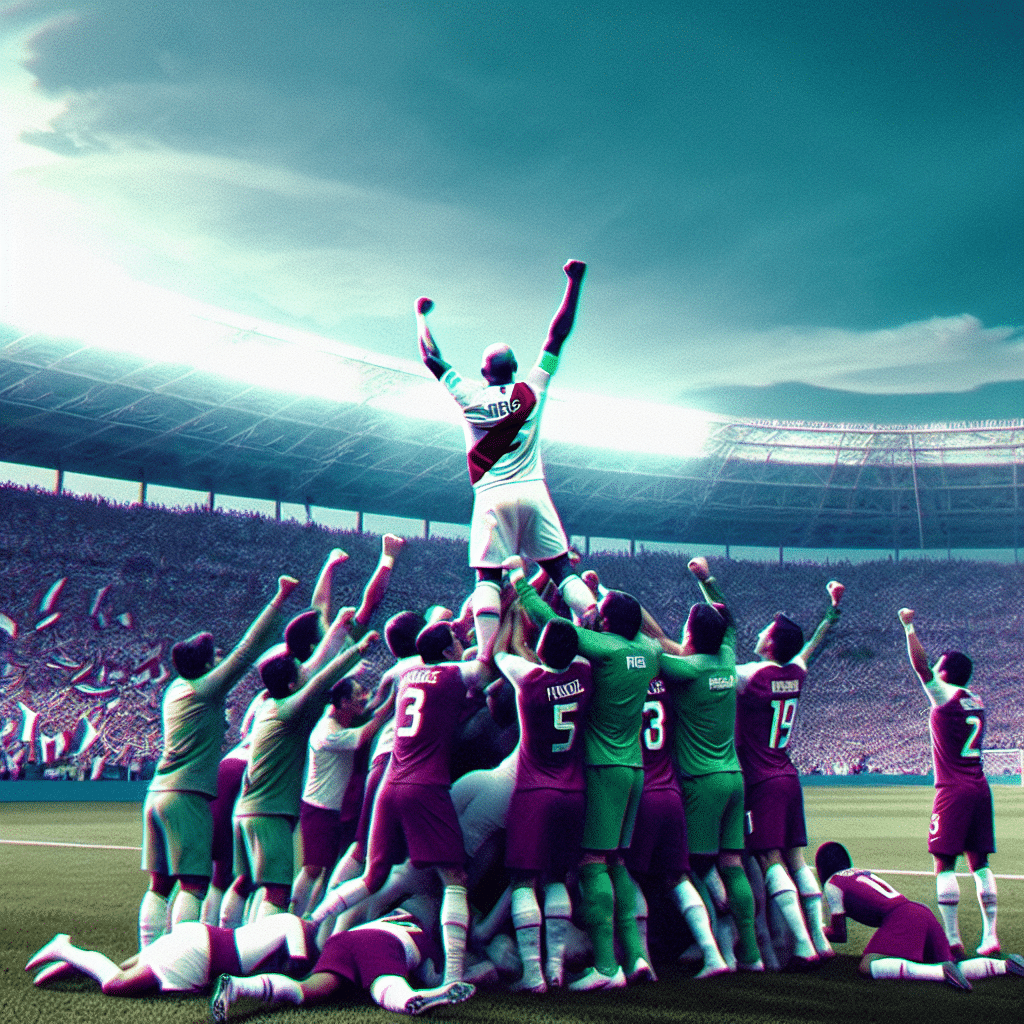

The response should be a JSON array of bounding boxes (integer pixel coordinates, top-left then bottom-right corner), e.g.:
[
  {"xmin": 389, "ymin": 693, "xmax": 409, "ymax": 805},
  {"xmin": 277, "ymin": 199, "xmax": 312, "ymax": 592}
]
[
  {"xmin": 658, "ymin": 577, "xmax": 740, "ymax": 778},
  {"xmin": 514, "ymin": 576, "xmax": 658, "ymax": 768}
]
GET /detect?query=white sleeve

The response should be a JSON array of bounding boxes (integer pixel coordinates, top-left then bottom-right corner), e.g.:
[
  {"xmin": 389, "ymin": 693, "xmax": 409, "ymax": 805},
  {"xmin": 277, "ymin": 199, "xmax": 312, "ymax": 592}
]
[
  {"xmin": 823, "ymin": 880, "xmax": 845, "ymax": 916},
  {"xmin": 922, "ymin": 675, "xmax": 961, "ymax": 708}
]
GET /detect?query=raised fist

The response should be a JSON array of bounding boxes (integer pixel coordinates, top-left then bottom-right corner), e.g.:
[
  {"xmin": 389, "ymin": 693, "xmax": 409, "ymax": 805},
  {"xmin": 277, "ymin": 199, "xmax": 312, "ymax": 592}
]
[
  {"xmin": 898, "ymin": 608, "xmax": 915, "ymax": 626},
  {"xmin": 563, "ymin": 259, "xmax": 587, "ymax": 282},
  {"xmin": 827, "ymin": 580, "xmax": 845, "ymax": 606},
  {"xmin": 416, "ymin": 297, "xmax": 434, "ymax": 315},
  {"xmin": 688, "ymin": 557, "xmax": 710, "ymax": 581},
  {"xmin": 277, "ymin": 576, "xmax": 300, "ymax": 600}
]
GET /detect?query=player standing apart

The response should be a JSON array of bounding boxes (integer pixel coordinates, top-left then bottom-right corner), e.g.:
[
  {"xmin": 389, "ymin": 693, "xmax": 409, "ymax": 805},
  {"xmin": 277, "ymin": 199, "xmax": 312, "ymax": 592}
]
[
  {"xmin": 898, "ymin": 608, "xmax": 999, "ymax": 959},
  {"xmin": 416, "ymin": 260, "xmax": 598, "ymax": 662}
]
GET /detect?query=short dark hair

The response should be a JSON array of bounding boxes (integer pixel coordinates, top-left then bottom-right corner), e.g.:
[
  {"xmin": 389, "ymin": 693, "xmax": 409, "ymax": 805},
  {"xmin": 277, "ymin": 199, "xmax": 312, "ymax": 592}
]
[
  {"xmin": 416, "ymin": 622, "xmax": 455, "ymax": 664},
  {"xmin": 537, "ymin": 620, "xmax": 580, "ymax": 672},
  {"xmin": 385, "ymin": 611, "xmax": 427, "ymax": 659},
  {"xmin": 600, "ymin": 590, "xmax": 642, "ymax": 640},
  {"xmin": 329, "ymin": 677, "xmax": 357, "ymax": 707},
  {"xmin": 770, "ymin": 614, "xmax": 804, "ymax": 664},
  {"xmin": 815, "ymin": 841, "xmax": 852, "ymax": 886},
  {"xmin": 285, "ymin": 610, "xmax": 322, "ymax": 662},
  {"xmin": 258, "ymin": 644, "xmax": 299, "ymax": 699},
  {"xmin": 939, "ymin": 650, "xmax": 973, "ymax": 687},
  {"xmin": 171, "ymin": 632, "xmax": 215, "ymax": 680},
  {"xmin": 686, "ymin": 603, "xmax": 730, "ymax": 655}
]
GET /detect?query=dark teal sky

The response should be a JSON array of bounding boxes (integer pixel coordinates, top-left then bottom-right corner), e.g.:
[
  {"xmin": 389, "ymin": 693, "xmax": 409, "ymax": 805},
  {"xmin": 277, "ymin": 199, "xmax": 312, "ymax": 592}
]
[{"xmin": 2, "ymin": 1, "xmax": 1021, "ymax": 424}]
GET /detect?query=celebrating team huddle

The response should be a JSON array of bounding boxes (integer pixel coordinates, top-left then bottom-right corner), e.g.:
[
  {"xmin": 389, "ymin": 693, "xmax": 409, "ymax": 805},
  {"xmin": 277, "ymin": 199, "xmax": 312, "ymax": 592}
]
[{"xmin": 26, "ymin": 262, "xmax": 1022, "ymax": 1014}]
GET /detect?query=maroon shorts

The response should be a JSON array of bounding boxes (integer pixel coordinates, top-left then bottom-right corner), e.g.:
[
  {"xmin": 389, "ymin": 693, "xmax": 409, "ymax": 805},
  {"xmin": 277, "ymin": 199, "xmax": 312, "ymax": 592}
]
[
  {"xmin": 357, "ymin": 754, "xmax": 390, "ymax": 847},
  {"xmin": 863, "ymin": 901, "xmax": 952, "ymax": 963},
  {"xmin": 743, "ymin": 774, "xmax": 807, "ymax": 853},
  {"xmin": 314, "ymin": 928, "xmax": 408, "ymax": 989},
  {"xmin": 626, "ymin": 786, "xmax": 690, "ymax": 877},
  {"xmin": 505, "ymin": 786, "xmax": 584, "ymax": 876},
  {"xmin": 211, "ymin": 758, "xmax": 246, "ymax": 864},
  {"xmin": 300, "ymin": 801, "xmax": 345, "ymax": 871},
  {"xmin": 366, "ymin": 782, "xmax": 466, "ymax": 880},
  {"xmin": 928, "ymin": 782, "xmax": 995, "ymax": 857}
]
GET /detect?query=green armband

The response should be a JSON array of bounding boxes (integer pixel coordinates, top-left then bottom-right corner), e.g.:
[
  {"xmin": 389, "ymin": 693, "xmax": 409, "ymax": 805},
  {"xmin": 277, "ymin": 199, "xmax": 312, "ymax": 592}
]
[{"xmin": 539, "ymin": 350, "xmax": 559, "ymax": 374}]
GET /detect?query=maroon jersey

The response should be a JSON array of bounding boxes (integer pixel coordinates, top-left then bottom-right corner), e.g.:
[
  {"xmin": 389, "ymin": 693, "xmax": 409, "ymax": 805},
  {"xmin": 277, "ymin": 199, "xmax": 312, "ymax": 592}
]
[
  {"xmin": 823, "ymin": 869, "xmax": 909, "ymax": 927},
  {"xmin": 735, "ymin": 659, "xmax": 806, "ymax": 786},
  {"xmin": 389, "ymin": 663, "xmax": 474, "ymax": 786},
  {"xmin": 641, "ymin": 677, "xmax": 679, "ymax": 793},
  {"xmin": 929, "ymin": 689, "xmax": 986, "ymax": 786},
  {"xmin": 496, "ymin": 652, "xmax": 592, "ymax": 790}
]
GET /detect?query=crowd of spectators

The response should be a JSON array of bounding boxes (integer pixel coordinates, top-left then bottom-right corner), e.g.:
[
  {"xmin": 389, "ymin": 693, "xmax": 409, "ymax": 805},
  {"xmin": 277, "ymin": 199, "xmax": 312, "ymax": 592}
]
[{"xmin": 1, "ymin": 483, "xmax": 1020, "ymax": 780}]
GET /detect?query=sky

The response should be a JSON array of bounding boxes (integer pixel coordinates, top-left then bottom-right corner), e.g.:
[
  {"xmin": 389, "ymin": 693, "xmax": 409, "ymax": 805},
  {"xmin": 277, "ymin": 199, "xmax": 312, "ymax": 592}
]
[{"xmin": 1, "ymin": 0, "xmax": 1022, "ymax": 426}]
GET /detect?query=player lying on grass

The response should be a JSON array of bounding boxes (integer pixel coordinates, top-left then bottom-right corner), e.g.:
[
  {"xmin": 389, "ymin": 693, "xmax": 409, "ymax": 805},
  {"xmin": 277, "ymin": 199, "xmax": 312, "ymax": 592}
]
[
  {"xmin": 210, "ymin": 896, "xmax": 475, "ymax": 1019},
  {"xmin": 26, "ymin": 914, "xmax": 316, "ymax": 995},
  {"xmin": 814, "ymin": 841, "xmax": 1023, "ymax": 991}
]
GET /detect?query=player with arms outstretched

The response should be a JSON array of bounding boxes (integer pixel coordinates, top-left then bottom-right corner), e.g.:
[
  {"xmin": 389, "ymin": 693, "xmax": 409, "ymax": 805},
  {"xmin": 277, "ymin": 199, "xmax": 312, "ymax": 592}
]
[
  {"xmin": 897, "ymin": 608, "xmax": 999, "ymax": 960},
  {"xmin": 416, "ymin": 261, "xmax": 598, "ymax": 661}
]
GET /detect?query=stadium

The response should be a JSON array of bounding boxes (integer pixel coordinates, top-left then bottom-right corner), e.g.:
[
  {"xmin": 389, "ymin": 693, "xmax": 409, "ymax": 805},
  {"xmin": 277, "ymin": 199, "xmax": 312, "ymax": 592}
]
[{"xmin": 2, "ymin": 314, "xmax": 1022, "ymax": 1024}]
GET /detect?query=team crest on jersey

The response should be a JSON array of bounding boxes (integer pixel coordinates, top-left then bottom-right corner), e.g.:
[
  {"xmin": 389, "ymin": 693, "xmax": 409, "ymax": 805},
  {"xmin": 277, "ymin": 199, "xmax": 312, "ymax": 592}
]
[
  {"xmin": 626, "ymin": 655, "xmax": 647, "ymax": 670},
  {"xmin": 648, "ymin": 679, "xmax": 666, "ymax": 695},
  {"xmin": 771, "ymin": 679, "xmax": 800, "ymax": 694},
  {"xmin": 708, "ymin": 675, "xmax": 734, "ymax": 691}
]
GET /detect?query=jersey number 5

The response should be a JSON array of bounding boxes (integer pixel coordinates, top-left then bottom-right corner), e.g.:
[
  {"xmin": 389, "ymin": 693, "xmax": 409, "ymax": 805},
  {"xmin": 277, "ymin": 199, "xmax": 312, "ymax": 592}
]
[{"xmin": 551, "ymin": 701, "xmax": 578, "ymax": 753}]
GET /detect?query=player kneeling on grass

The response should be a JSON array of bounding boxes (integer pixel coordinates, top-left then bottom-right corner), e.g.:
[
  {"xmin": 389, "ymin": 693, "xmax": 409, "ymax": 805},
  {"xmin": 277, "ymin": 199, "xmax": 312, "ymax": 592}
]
[
  {"xmin": 210, "ymin": 896, "xmax": 475, "ymax": 1019},
  {"xmin": 815, "ymin": 841, "xmax": 1023, "ymax": 992},
  {"xmin": 26, "ymin": 914, "xmax": 315, "ymax": 996}
]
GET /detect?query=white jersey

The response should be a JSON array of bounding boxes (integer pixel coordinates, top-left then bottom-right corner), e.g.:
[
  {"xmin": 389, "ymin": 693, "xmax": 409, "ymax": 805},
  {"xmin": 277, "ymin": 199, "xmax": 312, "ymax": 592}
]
[
  {"xmin": 442, "ymin": 361, "xmax": 552, "ymax": 490},
  {"xmin": 301, "ymin": 709, "xmax": 363, "ymax": 810}
]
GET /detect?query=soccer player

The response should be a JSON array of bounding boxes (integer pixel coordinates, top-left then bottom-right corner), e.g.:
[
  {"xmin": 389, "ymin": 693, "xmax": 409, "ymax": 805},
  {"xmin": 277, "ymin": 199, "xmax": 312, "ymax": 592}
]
[
  {"xmin": 735, "ymin": 580, "xmax": 844, "ymax": 967},
  {"xmin": 138, "ymin": 573, "xmax": 299, "ymax": 948},
  {"xmin": 503, "ymin": 554, "xmax": 660, "ymax": 991},
  {"xmin": 229, "ymin": 614, "xmax": 379, "ymax": 919},
  {"xmin": 209, "ymin": 898, "xmax": 475, "ymax": 1019},
  {"xmin": 26, "ymin": 913, "xmax": 315, "ymax": 996},
  {"xmin": 416, "ymin": 260, "xmax": 598, "ymax": 661},
  {"xmin": 658, "ymin": 557, "xmax": 763, "ymax": 973},
  {"xmin": 815, "ymin": 841, "xmax": 1023, "ymax": 989},
  {"xmin": 897, "ymin": 607, "xmax": 999, "ymax": 959},
  {"xmin": 494, "ymin": 618, "xmax": 594, "ymax": 992},
  {"xmin": 311, "ymin": 621, "xmax": 491, "ymax": 984},
  {"xmin": 289, "ymin": 673, "xmax": 395, "ymax": 917}
]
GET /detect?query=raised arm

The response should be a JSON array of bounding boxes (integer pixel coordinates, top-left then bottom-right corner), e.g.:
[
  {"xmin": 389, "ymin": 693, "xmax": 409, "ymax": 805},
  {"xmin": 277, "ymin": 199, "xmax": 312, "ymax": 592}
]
[
  {"xmin": 200, "ymin": 575, "xmax": 298, "ymax": 697},
  {"xmin": 897, "ymin": 608, "xmax": 932, "ymax": 684},
  {"xmin": 416, "ymin": 297, "xmax": 451, "ymax": 380},
  {"xmin": 543, "ymin": 260, "xmax": 587, "ymax": 358},
  {"xmin": 289, "ymin": 630, "xmax": 380, "ymax": 716},
  {"xmin": 799, "ymin": 580, "xmax": 844, "ymax": 664},
  {"xmin": 309, "ymin": 548, "xmax": 349, "ymax": 629},
  {"xmin": 300, "ymin": 607, "xmax": 356, "ymax": 684}
]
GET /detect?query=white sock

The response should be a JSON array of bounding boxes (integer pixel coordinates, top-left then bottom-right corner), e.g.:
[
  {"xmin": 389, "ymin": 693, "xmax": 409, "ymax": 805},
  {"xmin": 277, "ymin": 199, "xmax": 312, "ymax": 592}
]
[
  {"xmin": 236, "ymin": 914, "xmax": 308, "ymax": 972},
  {"xmin": 256, "ymin": 897, "xmax": 284, "ymax": 919},
  {"xmin": 59, "ymin": 941, "xmax": 121, "ymax": 988},
  {"xmin": 765, "ymin": 863, "xmax": 816, "ymax": 959},
  {"xmin": 201, "ymin": 885, "xmax": 224, "ymax": 926},
  {"xmin": 138, "ymin": 891, "xmax": 168, "ymax": 949},
  {"xmin": 233, "ymin": 973, "xmax": 304, "ymax": 1004},
  {"xmin": 935, "ymin": 870, "xmax": 962, "ymax": 945},
  {"xmin": 441, "ymin": 884, "xmax": 469, "ymax": 983},
  {"xmin": 510, "ymin": 886, "xmax": 544, "ymax": 988},
  {"xmin": 219, "ymin": 887, "xmax": 246, "ymax": 929},
  {"xmin": 543, "ymin": 882, "xmax": 572, "ymax": 984},
  {"xmin": 869, "ymin": 958, "xmax": 944, "ymax": 982},
  {"xmin": 371, "ymin": 975, "xmax": 417, "ymax": 1012},
  {"xmin": 558, "ymin": 574, "xmax": 598, "ymax": 622},
  {"xmin": 472, "ymin": 580, "xmax": 502, "ymax": 659},
  {"xmin": 793, "ymin": 863, "xmax": 832, "ymax": 955},
  {"xmin": 313, "ymin": 877, "xmax": 371, "ymax": 923},
  {"xmin": 973, "ymin": 867, "xmax": 998, "ymax": 951},
  {"xmin": 675, "ymin": 878, "xmax": 727, "ymax": 969},
  {"xmin": 170, "ymin": 888, "xmax": 202, "ymax": 927},
  {"xmin": 960, "ymin": 956, "xmax": 1005, "ymax": 979}
]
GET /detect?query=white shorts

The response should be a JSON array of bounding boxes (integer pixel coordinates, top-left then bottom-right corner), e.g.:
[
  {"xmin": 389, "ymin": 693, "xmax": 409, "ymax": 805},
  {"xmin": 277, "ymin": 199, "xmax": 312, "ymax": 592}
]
[
  {"xmin": 451, "ymin": 752, "xmax": 517, "ymax": 856},
  {"xmin": 469, "ymin": 479, "xmax": 568, "ymax": 568},
  {"xmin": 139, "ymin": 921, "xmax": 210, "ymax": 992}
]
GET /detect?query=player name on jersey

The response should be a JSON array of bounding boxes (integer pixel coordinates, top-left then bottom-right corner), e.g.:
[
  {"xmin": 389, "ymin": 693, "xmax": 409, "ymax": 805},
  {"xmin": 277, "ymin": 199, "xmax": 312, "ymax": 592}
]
[{"xmin": 545, "ymin": 678, "xmax": 586, "ymax": 703}]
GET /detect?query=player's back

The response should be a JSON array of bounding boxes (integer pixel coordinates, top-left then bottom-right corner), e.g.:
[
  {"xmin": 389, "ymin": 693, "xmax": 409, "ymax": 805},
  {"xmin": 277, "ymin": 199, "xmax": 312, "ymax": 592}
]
[
  {"xmin": 825, "ymin": 869, "xmax": 909, "ymax": 927},
  {"xmin": 929, "ymin": 688, "xmax": 987, "ymax": 786},
  {"xmin": 735, "ymin": 659, "xmax": 806, "ymax": 785},
  {"xmin": 640, "ymin": 677, "xmax": 679, "ymax": 792}
]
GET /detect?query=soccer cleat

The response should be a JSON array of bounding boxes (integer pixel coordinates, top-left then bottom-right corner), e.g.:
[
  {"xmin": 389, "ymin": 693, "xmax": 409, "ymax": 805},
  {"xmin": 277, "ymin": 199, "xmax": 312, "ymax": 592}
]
[
  {"xmin": 568, "ymin": 966, "xmax": 627, "ymax": 991},
  {"xmin": 404, "ymin": 981, "xmax": 475, "ymax": 1015},
  {"xmin": 942, "ymin": 961, "xmax": 972, "ymax": 992},
  {"xmin": 948, "ymin": 943, "xmax": 968, "ymax": 962},
  {"xmin": 510, "ymin": 974, "xmax": 547, "ymax": 994},
  {"xmin": 694, "ymin": 957, "xmax": 731, "ymax": 979},
  {"xmin": 626, "ymin": 957, "xmax": 658, "ymax": 984},
  {"xmin": 736, "ymin": 958, "xmax": 765, "ymax": 973},
  {"xmin": 1005, "ymin": 953, "xmax": 1024, "ymax": 977},
  {"xmin": 545, "ymin": 958, "xmax": 564, "ymax": 988},
  {"xmin": 25, "ymin": 934, "xmax": 71, "ymax": 972},
  {"xmin": 977, "ymin": 940, "xmax": 1000, "ymax": 957},
  {"xmin": 210, "ymin": 974, "xmax": 237, "ymax": 1022}
]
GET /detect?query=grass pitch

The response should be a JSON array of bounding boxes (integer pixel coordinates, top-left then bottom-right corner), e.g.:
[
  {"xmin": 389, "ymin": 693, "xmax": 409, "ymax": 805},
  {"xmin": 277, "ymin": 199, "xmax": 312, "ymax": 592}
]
[{"xmin": 1, "ymin": 787, "xmax": 1021, "ymax": 1024}]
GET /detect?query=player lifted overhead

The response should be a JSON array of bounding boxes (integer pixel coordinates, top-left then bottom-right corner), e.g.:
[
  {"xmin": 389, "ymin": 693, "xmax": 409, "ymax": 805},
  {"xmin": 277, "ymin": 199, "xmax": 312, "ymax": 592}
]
[
  {"xmin": 416, "ymin": 260, "xmax": 598, "ymax": 662},
  {"xmin": 734, "ymin": 580, "xmax": 845, "ymax": 968},
  {"xmin": 815, "ymin": 841, "xmax": 1023, "ymax": 989},
  {"xmin": 898, "ymin": 607, "xmax": 999, "ymax": 960}
]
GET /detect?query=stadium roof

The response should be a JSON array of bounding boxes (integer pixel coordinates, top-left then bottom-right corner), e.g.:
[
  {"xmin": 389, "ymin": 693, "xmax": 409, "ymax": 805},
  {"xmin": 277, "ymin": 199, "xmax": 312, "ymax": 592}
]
[{"xmin": 1, "ymin": 321, "xmax": 1022, "ymax": 551}]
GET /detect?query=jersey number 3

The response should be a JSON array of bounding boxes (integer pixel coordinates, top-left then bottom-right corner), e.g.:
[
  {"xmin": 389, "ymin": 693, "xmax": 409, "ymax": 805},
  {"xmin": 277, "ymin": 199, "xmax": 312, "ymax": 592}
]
[{"xmin": 396, "ymin": 688, "xmax": 425, "ymax": 738}]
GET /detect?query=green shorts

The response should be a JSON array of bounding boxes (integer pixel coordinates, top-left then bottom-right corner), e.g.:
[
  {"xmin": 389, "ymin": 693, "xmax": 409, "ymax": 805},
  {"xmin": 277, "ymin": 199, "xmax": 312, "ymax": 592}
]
[
  {"xmin": 232, "ymin": 813, "xmax": 297, "ymax": 887},
  {"xmin": 141, "ymin": 789, "xmax": 213, "ymax": 878},
  {"xmin": 582, "ymin": 764, "xmax": 644, "ymax": 853},
  {"xmin": 681, "ymin": 771, "xmax": 746, "ymax": 855}
]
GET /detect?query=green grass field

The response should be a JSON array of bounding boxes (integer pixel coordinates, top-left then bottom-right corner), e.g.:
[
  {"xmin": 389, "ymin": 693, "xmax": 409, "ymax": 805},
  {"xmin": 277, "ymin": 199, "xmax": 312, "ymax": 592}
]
[{"xmin": 2, "ymin": 787, "xmax": 1021, "ymax": 1024}]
